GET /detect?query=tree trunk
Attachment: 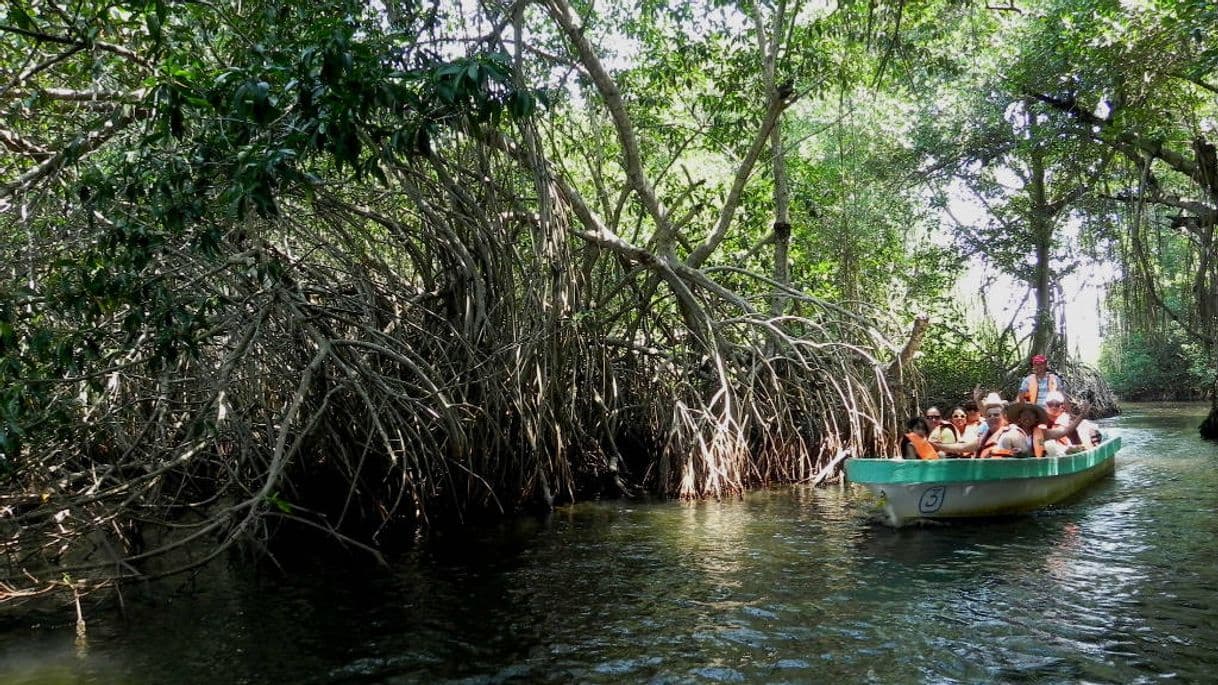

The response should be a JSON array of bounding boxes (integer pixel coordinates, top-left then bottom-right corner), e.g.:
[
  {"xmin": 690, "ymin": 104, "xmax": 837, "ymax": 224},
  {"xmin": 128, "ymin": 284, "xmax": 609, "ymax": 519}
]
[
  {"xmin": 762, "ymin": 5, "xmax": 790, "ymax": 318},
  {"xmin": 1200, "ymin": 374, "xmax": 1218, "ymax": 440},
  {"xmin": 769, "ymin": 126, "xmax": 791, "ymax": 319},
  {"xmin": 1026, "ymin": 113, "xmax": 1056, "ymax": 358}
]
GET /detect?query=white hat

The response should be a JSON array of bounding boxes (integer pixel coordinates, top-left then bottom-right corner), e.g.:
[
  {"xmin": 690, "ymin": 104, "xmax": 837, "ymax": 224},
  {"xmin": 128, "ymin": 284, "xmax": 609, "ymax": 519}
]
[
  {"xmin": 1044, "ymin": 390, "xmax": 1065, "ymax": 404},
  {"xmin": 981, "ymin": 392, "xmax": 1006, "ymax": 410}
]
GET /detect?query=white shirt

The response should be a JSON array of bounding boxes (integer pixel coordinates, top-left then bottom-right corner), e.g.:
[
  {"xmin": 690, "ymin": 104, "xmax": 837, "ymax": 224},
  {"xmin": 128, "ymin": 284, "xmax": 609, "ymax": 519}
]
[
  {"xmin": 995, "ymin": 425, "xmax": 1030, "ymax": 453},
  {"xmin": 1076, "ymin": 418, "xmax": 1101, "ymax": 445}
]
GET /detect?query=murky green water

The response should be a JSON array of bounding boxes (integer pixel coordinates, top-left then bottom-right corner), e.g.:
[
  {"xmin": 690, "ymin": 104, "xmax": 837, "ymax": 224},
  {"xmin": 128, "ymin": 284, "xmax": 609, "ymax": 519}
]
[{"xmin": 3, "ymin": 403, "xmax": 1218, "ymax": 683}]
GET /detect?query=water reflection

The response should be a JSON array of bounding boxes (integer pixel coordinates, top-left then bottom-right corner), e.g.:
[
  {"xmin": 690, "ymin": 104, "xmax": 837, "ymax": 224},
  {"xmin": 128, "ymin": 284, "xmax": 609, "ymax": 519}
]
[{"xmin": 3, "ymin": 403, "xmax": 1218, "ymax": 683}]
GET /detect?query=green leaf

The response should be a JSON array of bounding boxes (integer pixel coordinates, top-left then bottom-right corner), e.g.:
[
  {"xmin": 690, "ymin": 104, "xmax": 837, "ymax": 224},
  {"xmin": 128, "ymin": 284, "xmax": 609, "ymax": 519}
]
[
  {"xmin": 267, "ymin": 491, "xmax": 293, "ymax": 513},
  {"xmin": 146, "ymin": 10, "xmax": 162, "ymax": 43},
  {"xmin": 11, "ymin": 5, "xmax": 34, "ymax": 30}
]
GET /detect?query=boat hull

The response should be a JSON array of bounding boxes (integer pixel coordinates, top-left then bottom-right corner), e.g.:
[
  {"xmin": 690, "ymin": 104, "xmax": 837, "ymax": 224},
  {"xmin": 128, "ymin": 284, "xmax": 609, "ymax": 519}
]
[{"xmin": 845, "ymin": 437, "xmax": 1120, "ymax": 527}]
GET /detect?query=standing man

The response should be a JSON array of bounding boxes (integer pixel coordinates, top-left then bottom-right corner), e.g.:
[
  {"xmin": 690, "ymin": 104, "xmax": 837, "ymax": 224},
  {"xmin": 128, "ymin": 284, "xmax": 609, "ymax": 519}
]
[{"xmin": 1019, "ymin": 354, "xmax": 1064, "ymax": 407}]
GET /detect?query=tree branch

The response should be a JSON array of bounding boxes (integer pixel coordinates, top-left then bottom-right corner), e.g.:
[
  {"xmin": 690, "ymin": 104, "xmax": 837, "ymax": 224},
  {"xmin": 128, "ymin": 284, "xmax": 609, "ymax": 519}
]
[
  {"xmin": 887, "ymin": 314, "xmax": 930, "ymax": 378},
  {"xmin": 0, "ymin": 87, "xmax": 146, "ymax": 103},
  {"xmin": 1031, "ymin": 91, "xmax": 1212, "ymax": 193},
  {"xmin": 543, "ymin": 0, "xmax": 675, "ymax": 253},
  {"xmin": 686, "ymin": 96, "xmax": 790, "ymax": 269},
  {"xmin": 0, "ymin": 23, "xmax": 76, "ymax": 45},
  {"xmin": 0, "ymin": 112, "xmax": 134, "ymax": 200},
  {"xmin": 0, "ymin": 127, "xmax": 50, "ymax": 158}
]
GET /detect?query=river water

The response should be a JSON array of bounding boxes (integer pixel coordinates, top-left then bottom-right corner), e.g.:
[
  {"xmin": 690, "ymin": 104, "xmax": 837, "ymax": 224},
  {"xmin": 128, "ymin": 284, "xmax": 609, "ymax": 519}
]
[{"xmin": 3, "ymin": 402, "xmax": 1218, "ymax": 684}]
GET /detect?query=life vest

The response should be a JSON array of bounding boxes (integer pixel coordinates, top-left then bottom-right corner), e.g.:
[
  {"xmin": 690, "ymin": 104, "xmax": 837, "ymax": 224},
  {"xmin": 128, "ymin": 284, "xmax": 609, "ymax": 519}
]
[
  {"xmin": 955, "ymin": 440, "xmax": 976, "ymax": 458},
  {"xmin": 977, "ymin": 430, "xmax": 1012, "ymax": 458},
  {"xmin": 904, "ymin": 432, "xmax": 940, "ymax": 460},
  {"xmin": 1023, "ymin": 372, "xmax": 1059, "ymax": 405},
  {"xmin": 981, "ymin": 424, "xmax": 1044, "ymax": 458}
]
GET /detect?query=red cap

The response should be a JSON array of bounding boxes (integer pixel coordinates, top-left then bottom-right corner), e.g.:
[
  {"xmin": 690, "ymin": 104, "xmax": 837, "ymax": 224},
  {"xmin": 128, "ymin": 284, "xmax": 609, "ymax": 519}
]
[{"xmin": 1031, "ymin": 354, "xmax": 1047, "ymax": 364}]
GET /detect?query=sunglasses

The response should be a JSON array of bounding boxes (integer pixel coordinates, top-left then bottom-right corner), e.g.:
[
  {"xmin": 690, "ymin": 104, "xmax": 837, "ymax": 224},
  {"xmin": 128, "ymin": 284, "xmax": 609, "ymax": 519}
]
[
  {"xmin": 952, "ymin": 413, "xmax": 966, "ymax": 419},
  {"xmin": 1046, "ymin": 401, "xmax": 1062, "ymax": 407},
  {"xmin": 925, "ymin": 414, "xmax": 940, "ymax": 420}
]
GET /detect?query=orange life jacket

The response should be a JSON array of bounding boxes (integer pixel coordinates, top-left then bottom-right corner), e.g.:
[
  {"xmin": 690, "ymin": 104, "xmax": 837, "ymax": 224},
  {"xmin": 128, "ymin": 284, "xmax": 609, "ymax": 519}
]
[
  {"xmin": 904, "ymin": 432, "xmax": 940, "ymax": 460},
  {"xmin": 1023, "ymin": 372, "xmax": 1059, "ymax": 405},
  {"xmin": 981, "ymin": 424, "xmax": 1044, "ymax": 458},
  {"xmin": 977, "ymin": 429, "xmax": 1011, "ymax": 459}
]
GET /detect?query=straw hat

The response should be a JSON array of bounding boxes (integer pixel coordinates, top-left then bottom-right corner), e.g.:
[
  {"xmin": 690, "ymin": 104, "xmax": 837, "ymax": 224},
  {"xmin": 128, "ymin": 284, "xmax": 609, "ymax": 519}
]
[
  {"xmin": 1004, "ymin": 401, "xmax": 1049, "ymax": 426},
  {"xmin": 980, "ymin": 392, "xmax": 1006, "ymax": 410}
]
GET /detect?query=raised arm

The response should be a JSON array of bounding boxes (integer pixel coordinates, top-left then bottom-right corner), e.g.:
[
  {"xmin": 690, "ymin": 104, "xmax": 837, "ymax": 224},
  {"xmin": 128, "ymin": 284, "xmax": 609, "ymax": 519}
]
[{"xmin": 1043, "ymin": 401, "xmax": 1090, "ymax": 440}]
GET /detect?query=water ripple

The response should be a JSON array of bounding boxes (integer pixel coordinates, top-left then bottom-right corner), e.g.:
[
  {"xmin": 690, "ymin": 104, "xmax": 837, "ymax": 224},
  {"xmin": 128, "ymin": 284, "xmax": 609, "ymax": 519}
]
[{"xmin": 5, "ymin": 404, "xmax": 1218, "ymax": 684}]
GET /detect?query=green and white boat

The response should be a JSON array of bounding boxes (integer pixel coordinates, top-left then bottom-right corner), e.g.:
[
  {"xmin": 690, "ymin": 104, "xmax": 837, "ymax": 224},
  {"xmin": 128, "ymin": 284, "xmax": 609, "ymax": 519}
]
[{"xmin": 845, "ymin": 437, "xmax": 1121, "ymax": 527}]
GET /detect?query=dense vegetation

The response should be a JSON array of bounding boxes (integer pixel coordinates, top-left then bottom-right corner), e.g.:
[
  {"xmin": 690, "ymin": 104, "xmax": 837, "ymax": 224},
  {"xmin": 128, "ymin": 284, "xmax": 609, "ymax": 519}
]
[
  {"xmin": 1, "ymin": 0, "xmax": 1214, "ymax": 607},
  {"xmin": 1099, "ymin": 329, "xmax": 1209, "ymax": 400}
]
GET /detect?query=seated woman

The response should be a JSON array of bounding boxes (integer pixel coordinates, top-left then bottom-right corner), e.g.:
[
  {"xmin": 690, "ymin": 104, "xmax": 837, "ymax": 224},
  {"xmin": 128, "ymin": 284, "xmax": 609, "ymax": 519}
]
[
  {"xmin": 899, "ymin": 416, "xmax": 939, "ymax": 460},
  {"xmin": 948, "ymin": 406, "xmax": 970, "ymax": 443},
  {"xmin": 926, "ymin": 405, "xmax": 960, "ymax": 446},
  {"xmin": 937, "ymin": 392, "xmax": 1006, "ymax": 457}
]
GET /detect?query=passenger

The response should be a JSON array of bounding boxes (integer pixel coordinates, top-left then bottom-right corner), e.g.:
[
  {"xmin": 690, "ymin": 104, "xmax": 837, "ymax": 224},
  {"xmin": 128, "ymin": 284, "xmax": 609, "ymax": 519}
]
[
  {"xmin": 994, "ymin": 398, "xmax": 1093, "ymax": 458},
  {"xmin": 992, "ymin": 401, "xmax": 1049, "ymax": 457},
  {"xmin": 948, "ymin": 406, "xmax": 970, "ymax": 444},
  {"xmin": 1043, "ymin": 391, "xmax": 1071, "ymax": 430},
  {"xmin": 925, "ymin": 406, "xmax": 959, "ymax": 445},
  {"xmin": 900, "ymin": 416, "xmax": 940, "ymax": 460},
  {"xmin": 1044, "ymin": 397, "xmax": 1091, "ymax": 444},
  {"xmin": 975, "ymin": 394, "xmax": 1012, "ymax": 457},
  {"xmin": 1063, "ymin": 396, "xmax": 1103, "ymax": 449},
  {"xmin": 961, "ymin": 400, "xmax": 983, "ymax": 442},
  {"xmin": 938, "ymin": 392, "xmax": 1006, "ymax": 458},
  {"xmin": 1019, "ymin": 354, "xmax": 1065, "ymax": 407},
  {"xmin": 1041, "ymin": 390, "xmax": 1075, "ymax": 456}
]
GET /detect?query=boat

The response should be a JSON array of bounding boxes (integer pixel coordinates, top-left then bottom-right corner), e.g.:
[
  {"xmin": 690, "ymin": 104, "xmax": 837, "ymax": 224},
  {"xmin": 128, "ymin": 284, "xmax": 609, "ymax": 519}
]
[{"xmin": 844, "ymin": 437, "xmax": 1121, "ymax": 527}]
